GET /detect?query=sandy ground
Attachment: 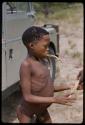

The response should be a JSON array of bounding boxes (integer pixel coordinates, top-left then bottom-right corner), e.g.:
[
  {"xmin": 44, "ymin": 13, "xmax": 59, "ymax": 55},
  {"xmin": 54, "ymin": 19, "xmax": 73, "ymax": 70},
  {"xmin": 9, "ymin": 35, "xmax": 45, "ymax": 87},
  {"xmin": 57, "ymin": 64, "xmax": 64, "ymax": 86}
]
[
  {"xmin": 48, "ymin": 17, "xmax": 83, "ymax": 123},
  {"xmin": 2, "ymin": 7, "xmax": 83, "ymax": 123}
]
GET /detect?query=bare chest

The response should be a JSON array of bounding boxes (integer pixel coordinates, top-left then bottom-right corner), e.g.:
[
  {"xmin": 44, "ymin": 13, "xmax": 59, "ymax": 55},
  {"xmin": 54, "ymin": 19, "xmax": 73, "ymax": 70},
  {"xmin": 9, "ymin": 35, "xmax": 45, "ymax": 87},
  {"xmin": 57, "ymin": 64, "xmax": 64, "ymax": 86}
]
[
  {"xmin": 30, "ymin": 60, "xmax": 52, "ymax": 94},
  {"xmin": 31, "ymin": 60, "xmax": 50, "ymax": 78}
]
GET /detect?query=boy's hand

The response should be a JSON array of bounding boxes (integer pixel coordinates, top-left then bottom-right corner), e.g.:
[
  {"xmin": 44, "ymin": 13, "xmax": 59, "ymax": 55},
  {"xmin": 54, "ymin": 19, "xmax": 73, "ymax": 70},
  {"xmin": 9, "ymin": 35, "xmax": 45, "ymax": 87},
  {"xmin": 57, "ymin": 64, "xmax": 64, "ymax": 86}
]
[
  {"xmin": 54, "ymin": 95, "xmax": 76, "ymax": 106},
  {"xmin": 67, "ymin": 83, "xmax": 75, "ymax": 89},
  {"xmin": 64, "ymin": 92, "xmax": 75, "ymax": 97}
]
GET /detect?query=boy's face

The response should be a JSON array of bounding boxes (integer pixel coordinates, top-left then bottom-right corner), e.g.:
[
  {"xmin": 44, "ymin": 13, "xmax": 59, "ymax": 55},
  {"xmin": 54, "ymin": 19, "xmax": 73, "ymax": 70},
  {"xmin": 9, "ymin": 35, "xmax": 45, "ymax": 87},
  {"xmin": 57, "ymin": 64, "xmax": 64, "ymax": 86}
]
[{"xmin": 29, "ymin": 35, "xmax": 50, "ymax": 58}]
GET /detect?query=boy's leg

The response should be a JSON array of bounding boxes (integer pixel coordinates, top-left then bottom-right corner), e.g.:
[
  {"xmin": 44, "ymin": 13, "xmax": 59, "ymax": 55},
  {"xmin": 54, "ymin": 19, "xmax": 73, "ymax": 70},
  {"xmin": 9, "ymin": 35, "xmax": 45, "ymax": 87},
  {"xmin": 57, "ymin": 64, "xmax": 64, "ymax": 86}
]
[
  {"xmin": 16, "ymin": 105, "xmax": 31, "ymax": 123},
  {"xmin": 37, "ymin": 109, "xmax": 52, "ymax": 123}
]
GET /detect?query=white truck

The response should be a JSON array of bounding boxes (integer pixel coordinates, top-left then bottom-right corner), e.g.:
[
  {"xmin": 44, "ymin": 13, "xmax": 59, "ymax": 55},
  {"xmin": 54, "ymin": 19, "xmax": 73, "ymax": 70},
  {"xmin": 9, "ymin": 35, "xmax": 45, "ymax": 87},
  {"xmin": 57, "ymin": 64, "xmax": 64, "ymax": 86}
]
[{"xmin": 2, "ymin": 2, "xmax": 60, "ymax": 100}]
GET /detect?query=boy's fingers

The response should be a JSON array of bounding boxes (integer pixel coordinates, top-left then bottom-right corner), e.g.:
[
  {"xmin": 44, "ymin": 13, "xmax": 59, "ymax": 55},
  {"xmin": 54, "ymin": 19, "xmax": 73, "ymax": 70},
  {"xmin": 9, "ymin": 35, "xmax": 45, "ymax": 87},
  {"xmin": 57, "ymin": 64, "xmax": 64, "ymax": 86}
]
[
  {"xmin": 67, "ymin": 99, "xmax": 75, "ymax": 103},
  {"xmin": 62, "ymin": 98, "xmax": 75, "ymax": 104},
  {"xmin": 60, "ymin": 102, "xmax": 72, "ymax": 106},
  {"xmin": 64, "ymin": 92, "xmax": 74, "ymax": 97},
  {"xmin": 68, "ymin": 96, "xmax": 76, "ymax": 100},
  {"xmin": 63, "ymin": 98, "xmax": 76, "ymax": 105},
  {"xmin": 64, "ymin": 94, "xmax": 76, "ymax": 100}
]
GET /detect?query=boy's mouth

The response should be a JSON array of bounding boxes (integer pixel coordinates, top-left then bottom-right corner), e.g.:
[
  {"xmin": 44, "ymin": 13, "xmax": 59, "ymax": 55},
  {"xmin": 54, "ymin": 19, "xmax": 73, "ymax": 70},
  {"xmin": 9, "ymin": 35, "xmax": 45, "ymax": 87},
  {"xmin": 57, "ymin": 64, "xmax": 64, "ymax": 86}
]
[{"xmin": 42, "ymin": 52, "xmax": 49, "ymax": 57}]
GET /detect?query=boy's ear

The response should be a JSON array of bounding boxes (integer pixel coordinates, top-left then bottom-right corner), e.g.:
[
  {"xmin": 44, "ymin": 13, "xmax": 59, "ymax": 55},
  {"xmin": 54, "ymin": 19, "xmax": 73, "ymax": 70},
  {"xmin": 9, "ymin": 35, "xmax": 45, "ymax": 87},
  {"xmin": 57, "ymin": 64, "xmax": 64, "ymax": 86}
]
[{"xmin": 29, "ymin": 43, "xmax": 34, "ymax": 48}]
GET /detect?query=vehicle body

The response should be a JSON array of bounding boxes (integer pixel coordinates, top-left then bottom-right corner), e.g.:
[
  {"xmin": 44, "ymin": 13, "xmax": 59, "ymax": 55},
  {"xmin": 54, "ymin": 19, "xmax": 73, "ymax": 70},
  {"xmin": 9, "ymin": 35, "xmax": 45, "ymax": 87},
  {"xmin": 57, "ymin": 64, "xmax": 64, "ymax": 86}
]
[{"xmin": 2, "ymin": 2, "xmax": 60, "ymax": 100}]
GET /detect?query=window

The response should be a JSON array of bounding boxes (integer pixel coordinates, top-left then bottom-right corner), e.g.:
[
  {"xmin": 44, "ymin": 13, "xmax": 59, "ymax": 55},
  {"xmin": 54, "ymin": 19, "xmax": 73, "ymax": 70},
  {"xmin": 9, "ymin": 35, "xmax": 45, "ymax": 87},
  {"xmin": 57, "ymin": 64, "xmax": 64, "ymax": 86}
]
[{"xmin": 6, "ymin": 2, "xmax": 31, "ymax": 14}]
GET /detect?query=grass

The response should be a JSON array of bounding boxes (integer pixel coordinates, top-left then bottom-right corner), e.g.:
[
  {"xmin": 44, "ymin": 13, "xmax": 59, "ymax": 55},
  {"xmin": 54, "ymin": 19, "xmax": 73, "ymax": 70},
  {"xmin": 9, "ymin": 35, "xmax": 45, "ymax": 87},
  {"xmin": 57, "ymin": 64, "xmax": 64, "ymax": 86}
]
[
  {"xmin": 68, "ymin": 40, "xmax": 76, "ymax": 49},
  {"xmin": 34, "ymin": 3, "xmax": 83, "ymax": 26},
  {"xmin": 35, "ymin": 3, "xmax": 83, "ymax": 66},
  {"xmin": 71, "ymin": 51, "xmax": 81, "ymax": 58}
]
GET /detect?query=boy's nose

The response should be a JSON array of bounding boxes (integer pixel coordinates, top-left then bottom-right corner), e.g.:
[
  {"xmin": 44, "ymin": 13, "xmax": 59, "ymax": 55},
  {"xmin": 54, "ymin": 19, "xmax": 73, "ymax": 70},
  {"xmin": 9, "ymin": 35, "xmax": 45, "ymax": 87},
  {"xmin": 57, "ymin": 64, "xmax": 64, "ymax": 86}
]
[
  {"xmin": 46, "ymin": 48, "xmax": 49, "ymax": 54},
  {"xmin": 46, "ymin": 47, "xmax": 49, "ymax": 51}
]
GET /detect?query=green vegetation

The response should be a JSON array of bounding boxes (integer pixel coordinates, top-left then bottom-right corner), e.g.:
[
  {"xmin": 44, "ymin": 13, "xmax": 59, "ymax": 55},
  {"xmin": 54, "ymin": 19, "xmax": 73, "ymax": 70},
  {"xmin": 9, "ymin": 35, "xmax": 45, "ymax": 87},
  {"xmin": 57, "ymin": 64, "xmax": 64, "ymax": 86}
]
[
  {"xmin": 33, "ymin": 2, "xmax": 83, "ymax": 24},
  {"xmin": 7, "ymin": 2, "xmax": 83, "ymax": 25},
  {"xmin": 65, "ymin": 40, "xmax": 82, "ymax": 61},
  {"xmin": 33, "ymin": 2, "xmax": 83, "ymax": 65},
  {"xmin": 71, "ymin": 51, "xmax": 81, "ymax": 58}
]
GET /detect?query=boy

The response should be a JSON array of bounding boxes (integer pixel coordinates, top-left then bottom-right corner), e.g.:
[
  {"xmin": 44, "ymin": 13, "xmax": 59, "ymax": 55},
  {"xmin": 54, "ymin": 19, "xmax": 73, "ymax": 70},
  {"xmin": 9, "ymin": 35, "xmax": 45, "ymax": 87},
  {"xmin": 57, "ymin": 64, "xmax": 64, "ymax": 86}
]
[{"xmin": 16, "ymin": 26, "xmax": 75, "ymax": 123}]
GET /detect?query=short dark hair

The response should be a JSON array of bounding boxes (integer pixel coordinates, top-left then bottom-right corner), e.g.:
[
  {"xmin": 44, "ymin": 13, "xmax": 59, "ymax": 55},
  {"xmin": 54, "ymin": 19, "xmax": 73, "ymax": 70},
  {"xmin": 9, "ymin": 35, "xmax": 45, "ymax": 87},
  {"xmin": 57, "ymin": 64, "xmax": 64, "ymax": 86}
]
[{"xmin": 22, "ymin": 26, "xmax": 49, "ymax": 46}]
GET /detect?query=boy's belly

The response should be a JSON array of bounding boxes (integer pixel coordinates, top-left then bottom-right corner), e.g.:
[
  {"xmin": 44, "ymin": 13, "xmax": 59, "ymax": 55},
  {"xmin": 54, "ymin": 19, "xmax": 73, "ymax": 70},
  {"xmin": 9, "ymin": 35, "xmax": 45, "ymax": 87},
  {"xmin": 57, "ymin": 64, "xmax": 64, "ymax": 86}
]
[
  {"xmin": 20, "ymin": 67, "xmax": 54, "ymax": 117},
  {"xmin": 20, "ymin": 79, "xmax": 54, "ymax": 117},
  {"xmin": 31, "ymin": 74, "xmax": 54, "ymax": 97}
]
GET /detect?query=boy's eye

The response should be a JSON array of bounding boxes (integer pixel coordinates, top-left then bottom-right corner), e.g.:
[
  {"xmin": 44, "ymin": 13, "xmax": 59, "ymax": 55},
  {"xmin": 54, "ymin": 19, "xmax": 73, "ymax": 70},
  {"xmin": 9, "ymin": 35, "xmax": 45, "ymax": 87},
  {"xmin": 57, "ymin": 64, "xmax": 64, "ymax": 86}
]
[
  {"xmin": 44, "ymin": 44, "xmax": 49, "ymax": 49},
  {"xmin": 44, "ymin": 45, "xmax": 48, "ymax": 49}
]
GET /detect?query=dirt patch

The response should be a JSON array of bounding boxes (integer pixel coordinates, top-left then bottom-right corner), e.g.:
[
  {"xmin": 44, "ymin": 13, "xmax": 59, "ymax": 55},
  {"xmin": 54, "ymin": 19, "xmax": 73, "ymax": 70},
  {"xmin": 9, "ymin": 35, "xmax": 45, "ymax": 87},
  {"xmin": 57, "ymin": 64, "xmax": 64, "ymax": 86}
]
[
  {"xmin": 48, "ymin": 90, "xmax": 83, "ymax": 123},
  {"xmin": 47, "ymin": 17, "xmax": 83, "ymax": 123}
]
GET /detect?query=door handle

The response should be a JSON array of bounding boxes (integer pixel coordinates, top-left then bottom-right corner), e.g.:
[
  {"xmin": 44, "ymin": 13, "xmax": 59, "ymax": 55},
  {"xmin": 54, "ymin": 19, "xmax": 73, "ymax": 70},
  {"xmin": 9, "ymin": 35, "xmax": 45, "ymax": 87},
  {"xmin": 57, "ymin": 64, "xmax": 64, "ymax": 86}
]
[{"xmin": 9, "ymin": 49, "xmax": 13, "ymax": 59}]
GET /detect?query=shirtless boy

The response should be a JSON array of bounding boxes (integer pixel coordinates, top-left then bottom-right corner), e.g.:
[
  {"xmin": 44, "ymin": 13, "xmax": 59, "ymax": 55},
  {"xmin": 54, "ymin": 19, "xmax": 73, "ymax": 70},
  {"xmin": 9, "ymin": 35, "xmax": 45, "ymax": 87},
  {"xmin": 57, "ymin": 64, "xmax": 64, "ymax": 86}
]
[{"xmin": 16, "ymin": 26, "xmax": 75, "ymax": 123}]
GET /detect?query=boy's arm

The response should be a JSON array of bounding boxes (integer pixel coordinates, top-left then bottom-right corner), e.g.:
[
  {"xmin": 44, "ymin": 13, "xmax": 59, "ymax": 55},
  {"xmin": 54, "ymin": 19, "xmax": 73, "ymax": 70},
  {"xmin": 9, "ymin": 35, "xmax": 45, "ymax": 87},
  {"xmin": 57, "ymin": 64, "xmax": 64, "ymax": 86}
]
[
  {"xmin": 54, "ymin": 83, "xmax": 71, "ymax": 92},
  {"xmin": 20, "ymin": 62, "xmax": 75, "ymax": 105}
]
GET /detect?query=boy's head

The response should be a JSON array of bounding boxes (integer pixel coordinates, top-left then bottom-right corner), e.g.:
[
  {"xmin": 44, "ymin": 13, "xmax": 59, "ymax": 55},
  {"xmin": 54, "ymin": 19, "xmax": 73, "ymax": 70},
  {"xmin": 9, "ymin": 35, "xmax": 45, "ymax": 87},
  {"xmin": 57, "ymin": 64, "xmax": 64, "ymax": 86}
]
[
  {"xmin": 22, "ymin": 26, "xmax": 49, "ymax": 46},
  {"xmin": 22, "ymin": 26, "xmax": 50, "ymax": 58}
]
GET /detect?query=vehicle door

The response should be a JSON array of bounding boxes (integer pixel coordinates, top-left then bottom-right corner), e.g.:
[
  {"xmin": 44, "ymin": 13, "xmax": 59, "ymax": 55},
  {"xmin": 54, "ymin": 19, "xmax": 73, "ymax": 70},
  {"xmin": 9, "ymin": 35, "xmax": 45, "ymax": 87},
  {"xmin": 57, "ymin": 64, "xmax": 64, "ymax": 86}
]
[{"xmin": 3, "ymin": 2, "xmax": 35, "ymax": 89}]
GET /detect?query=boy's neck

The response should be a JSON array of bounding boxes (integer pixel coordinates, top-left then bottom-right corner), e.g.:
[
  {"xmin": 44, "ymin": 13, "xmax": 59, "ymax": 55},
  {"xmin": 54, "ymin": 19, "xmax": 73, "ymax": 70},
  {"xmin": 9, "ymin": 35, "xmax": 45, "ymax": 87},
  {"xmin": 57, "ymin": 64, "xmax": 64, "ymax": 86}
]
[
  {"xmin": 27, "ymin": 54, "xmax": 48, "ymax": 66},
  {"xmin": 27, "ymin": 53, "xmax": 40, "ymax": 61}
]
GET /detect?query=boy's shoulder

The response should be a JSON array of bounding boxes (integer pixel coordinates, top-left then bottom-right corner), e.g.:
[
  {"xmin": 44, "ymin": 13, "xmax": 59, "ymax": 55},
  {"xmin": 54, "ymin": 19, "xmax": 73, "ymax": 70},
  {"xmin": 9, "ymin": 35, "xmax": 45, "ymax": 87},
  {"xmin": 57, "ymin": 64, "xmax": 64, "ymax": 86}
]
[{"xmin": 20, "ymin": 58, "xmax": 31, "ymax": 69}]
